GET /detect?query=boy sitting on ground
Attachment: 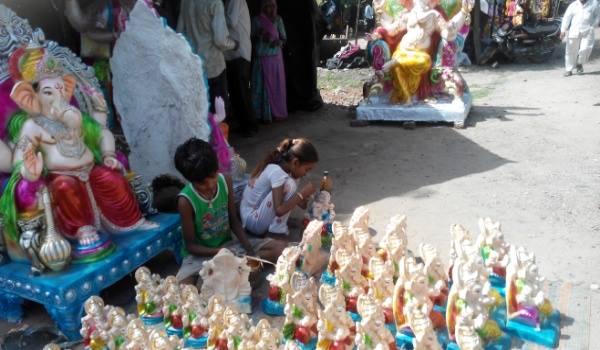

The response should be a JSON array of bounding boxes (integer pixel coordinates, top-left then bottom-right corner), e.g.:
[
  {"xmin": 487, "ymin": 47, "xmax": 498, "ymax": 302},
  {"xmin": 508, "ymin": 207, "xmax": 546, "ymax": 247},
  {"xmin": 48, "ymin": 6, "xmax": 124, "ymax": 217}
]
[{"xmin": 174, "ymin": 138, "xmax": 285, "ymax": 286}]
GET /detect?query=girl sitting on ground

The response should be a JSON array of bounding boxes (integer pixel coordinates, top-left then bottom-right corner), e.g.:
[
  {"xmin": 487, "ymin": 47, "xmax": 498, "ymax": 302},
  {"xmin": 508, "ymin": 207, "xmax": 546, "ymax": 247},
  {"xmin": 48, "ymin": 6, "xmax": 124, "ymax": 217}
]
[{"xmin": 240, "ymin": 138, "xmax": 318, "ymax": 240}]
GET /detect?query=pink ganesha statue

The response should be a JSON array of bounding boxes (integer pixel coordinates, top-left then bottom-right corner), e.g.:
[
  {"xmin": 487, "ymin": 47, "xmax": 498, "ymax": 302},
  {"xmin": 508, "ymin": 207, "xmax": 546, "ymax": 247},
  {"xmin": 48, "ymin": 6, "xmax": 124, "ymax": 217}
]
[
  {"xmin": 0, "ymin": 43, "xmax": 156, "ymax": 269},
  {"xmin": 364, "ymin": 0, "xmax": 473, "ymax": 105}
]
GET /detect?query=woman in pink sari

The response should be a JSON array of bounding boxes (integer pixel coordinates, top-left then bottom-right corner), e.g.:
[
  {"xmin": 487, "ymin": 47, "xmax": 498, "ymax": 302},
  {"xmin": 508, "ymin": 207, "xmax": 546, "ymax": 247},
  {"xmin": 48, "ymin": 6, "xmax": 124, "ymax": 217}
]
[{"xmin": 251, "ymin": 0, "xmax": 288, "ymax": 123}]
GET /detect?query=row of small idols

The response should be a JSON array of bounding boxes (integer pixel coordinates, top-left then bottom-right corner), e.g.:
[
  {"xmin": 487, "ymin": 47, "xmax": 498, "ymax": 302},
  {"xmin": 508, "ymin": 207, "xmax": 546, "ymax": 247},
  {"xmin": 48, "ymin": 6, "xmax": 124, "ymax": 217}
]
[
  {"xmin": 262, "ymin": 207, "xmax": 559, "ymax": 349},
  {"xmin": 62, "ymin": 206, "xmax": 559, "ymax": 350}
]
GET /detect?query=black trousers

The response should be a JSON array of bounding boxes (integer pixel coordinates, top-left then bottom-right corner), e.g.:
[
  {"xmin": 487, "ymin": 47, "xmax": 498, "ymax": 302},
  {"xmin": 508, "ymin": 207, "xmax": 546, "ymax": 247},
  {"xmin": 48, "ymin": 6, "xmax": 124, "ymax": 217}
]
[
  {"xmin": 208, "ymin": 70, "xmax": 230, "ymax": 116},
  {"xmin": 226, "ymin": 58, "xmax": 257, "ymax": 131}
]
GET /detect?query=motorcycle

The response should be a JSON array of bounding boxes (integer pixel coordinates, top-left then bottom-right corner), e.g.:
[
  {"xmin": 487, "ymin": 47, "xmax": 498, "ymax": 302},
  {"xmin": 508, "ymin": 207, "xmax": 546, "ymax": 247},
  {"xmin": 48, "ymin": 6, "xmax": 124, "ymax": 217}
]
[{"xmin": 481, "ymin": 18, "xmax": 562, "ymax": 64}]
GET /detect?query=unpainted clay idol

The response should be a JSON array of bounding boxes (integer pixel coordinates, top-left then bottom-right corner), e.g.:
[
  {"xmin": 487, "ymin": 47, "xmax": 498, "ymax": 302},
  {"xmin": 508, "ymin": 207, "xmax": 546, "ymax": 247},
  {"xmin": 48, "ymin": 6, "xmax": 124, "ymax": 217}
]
[{"xmin": 111, "ymin": 1, "xmax": 210, "ymax": 181}]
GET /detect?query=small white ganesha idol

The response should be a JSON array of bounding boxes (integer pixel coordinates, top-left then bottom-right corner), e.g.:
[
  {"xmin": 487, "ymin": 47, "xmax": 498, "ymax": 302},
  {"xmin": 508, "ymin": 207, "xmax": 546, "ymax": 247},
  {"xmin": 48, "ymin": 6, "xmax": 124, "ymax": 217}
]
[
  {"xmin": 199, "ymin": 248, "xmax": 252, "ymax": 314},
  {"xmin": 368, "ymin": 255, "xmax": 395, "ymax": 322},
  {"xmin": 264, "ymin": 246, "xmax": 302, "ymax": 315},
  {"xmin": 283, "ymin": 272, "xmax": 319, "ymax": 348},
  {"xmin": 378, "ymin": 214, "xmax": 408, "ymax": 264},
  {"xmin": 506, "ymin": 246, "xmax": 554, "ymax": 329},
  {"xmin": 348, "ymin": 206, "xmax": 370, "ymax": 233},
  {"xmin": 316, "ymin": 283, "xmax": 355, "ymax": 349},
  {"xmin": 476, "ymin": 217, "xmax": 510, "ymax": 280},
  {"xmin": 355, "ymin": 292, "xmax": 396, "ymax": 350},
  {"xmin": 299, "ymin": 220, "xmax": 328, "ymax": 276}
]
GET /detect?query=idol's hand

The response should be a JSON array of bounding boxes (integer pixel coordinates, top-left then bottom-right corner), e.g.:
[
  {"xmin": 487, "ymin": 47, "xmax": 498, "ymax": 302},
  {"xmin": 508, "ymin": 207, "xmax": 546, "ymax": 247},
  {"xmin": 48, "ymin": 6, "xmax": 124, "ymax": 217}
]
[
  {"xmin": 90, "ymin": 89, "xmax": 108, "ymax": 113},
  {"xmin": 214, "ymin": 97, "xmax": 226, "ymax": 122},
  {"xmin": 22, "ymin": 143, "xmax": 43, "ymax": 182},
  {"xmin": 103, "ymin": 155, "xmax": 122, "ymax": 171}
]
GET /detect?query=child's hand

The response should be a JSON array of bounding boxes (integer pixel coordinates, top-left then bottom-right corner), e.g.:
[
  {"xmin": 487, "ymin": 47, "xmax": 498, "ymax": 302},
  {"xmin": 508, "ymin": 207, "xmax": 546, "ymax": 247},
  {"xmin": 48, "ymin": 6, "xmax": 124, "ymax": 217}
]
[
  {"xmin": 300, "ymin": 182, "xmax": 317, "ymax": 198},
  {"xmin": 245, "ymin": 246, "xmax": 256, "ymax": 257}
]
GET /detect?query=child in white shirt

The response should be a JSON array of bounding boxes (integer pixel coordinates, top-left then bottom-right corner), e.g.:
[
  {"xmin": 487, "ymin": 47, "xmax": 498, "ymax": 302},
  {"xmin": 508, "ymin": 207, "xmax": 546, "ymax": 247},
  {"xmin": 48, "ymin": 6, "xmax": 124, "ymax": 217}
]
[{"xmin": 241, "ymin": 138, "xmax": 319, "ymax": 238}]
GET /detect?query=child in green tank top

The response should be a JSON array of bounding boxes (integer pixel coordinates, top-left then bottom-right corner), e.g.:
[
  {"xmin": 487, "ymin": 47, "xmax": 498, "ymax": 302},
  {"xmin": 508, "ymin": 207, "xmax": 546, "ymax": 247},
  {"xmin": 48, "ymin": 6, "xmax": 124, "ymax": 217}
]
[{"xmin": 173, "ymin": 138, "xmax": 285, "ymax": 286}]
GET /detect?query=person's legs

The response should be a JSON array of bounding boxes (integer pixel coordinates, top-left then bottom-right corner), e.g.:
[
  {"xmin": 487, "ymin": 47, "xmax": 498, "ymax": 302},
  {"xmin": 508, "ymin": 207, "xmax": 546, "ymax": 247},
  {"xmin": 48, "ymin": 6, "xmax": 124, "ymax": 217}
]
[
  {"xmin": 243, "ymin": 179, "xmax": 298, "ymax": 236},
  {"xmin": 207, "ymin": 76, "xmax": 219, "ymax": 113},
  {"xmin": 576, "ymin": 32, "xmax": 595, "ymax": 74},
  {"xmin": 256, "ymin": 238, "xmax": 287, "ymax": 263},
  {"xmin": 230, "ymin": 236, "xmax": 287, "ymax": 263},
  {"xmin": 226, "ymin": 59, "xmax": 243, "ymax": 129},
  {"xmin": 565, "ymin": 37, "xmax": 580, "ymax": 74},
  {"xmin": 227, "ymin": 58, "xmax": 258, "ymax": 134},
  {"xmin": 207, "ymin": 70, "xmax": 231, "ymax": 115},
  {"xmin": 176, "ymin": 255, "xmax": 208, "ymax": 285},
  {"xmin": 239, "ymin": 58, "xmax": 258, "ymax": 132}
]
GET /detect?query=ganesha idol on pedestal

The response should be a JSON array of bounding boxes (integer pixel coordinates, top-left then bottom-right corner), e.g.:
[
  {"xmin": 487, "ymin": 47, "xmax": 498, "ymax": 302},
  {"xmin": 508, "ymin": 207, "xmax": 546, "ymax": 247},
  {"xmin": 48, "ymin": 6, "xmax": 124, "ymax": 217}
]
[
  {"xmin": 0, "ymin": 43, "xmax": 156, "ymax": 271},
  {"xmin": 357, "ymin": 0, "xmax": 474, "ymax": 127}
]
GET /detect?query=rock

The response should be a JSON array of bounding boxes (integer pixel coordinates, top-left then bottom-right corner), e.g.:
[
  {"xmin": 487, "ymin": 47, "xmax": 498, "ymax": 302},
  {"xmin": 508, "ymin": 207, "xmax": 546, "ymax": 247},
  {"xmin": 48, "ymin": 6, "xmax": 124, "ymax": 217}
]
[{"xmin": 111, "ymin": 2, "xmax": 210, "ymax": 181}]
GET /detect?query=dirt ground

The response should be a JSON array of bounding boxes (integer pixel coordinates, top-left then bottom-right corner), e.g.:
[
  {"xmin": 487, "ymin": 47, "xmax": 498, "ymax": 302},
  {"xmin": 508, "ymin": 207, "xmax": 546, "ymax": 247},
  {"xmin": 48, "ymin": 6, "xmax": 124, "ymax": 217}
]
[{"xmin": 2, "ymin": 34, "xmax": 599, "ymax": 348}]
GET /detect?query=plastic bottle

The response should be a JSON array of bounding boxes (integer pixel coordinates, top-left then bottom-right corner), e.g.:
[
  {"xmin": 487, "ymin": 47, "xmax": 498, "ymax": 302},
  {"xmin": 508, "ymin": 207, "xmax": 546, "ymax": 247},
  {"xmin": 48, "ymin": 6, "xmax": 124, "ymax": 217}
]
[{"xmin": 320, "ymin": 171, "xmax": 333, "ymax": 192}]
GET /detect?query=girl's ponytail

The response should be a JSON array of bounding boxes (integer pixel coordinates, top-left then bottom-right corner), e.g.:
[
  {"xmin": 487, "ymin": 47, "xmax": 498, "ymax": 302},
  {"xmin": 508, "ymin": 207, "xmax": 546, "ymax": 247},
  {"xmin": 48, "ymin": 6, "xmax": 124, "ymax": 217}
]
[{"xmin": 250, "ymin": 138, "xmax": 319, "ymax": 178}]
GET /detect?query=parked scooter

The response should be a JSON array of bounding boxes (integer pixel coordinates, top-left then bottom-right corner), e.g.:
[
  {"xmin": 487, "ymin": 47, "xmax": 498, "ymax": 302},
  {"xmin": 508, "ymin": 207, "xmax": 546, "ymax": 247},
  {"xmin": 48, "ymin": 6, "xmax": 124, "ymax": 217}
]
[{"xmin": 481, "ymin": 18, "xmax": 562, "ymax": 64}]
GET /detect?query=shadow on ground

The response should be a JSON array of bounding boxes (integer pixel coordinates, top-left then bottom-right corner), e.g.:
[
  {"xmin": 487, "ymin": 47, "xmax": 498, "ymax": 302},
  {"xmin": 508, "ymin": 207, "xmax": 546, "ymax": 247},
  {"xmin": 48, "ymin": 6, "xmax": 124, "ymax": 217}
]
[
  {"xmin": 468, "ymin": 105, "xmax": 543, "ymax": 126},
  {"xmin": 234, "ymin": 103, "xmax": 512, "ymax": 216}
]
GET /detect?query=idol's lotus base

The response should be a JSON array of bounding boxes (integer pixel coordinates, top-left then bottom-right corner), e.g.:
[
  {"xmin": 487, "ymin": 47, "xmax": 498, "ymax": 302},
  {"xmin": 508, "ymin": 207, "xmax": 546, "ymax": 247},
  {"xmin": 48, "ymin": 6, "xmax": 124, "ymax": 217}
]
[{"xmin": 0, "ymin": 214, "xmax": 182, "ymax": 340}]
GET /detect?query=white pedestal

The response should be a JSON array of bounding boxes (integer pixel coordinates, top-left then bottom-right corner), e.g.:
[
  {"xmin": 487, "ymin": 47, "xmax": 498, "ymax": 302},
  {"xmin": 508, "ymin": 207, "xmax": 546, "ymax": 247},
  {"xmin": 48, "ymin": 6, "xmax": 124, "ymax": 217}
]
[{"xmin": 356, "ymin": 92, "xmax": 472, "ymax": 128}]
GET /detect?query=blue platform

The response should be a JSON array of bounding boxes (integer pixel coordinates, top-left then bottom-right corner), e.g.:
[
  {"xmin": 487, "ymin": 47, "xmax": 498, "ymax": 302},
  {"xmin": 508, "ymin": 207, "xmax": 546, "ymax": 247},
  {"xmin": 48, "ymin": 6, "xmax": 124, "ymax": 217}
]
[
  {"xmin": 320, "ymin": 270, "xmax": 336, "ymax": 285},
  {"xmin": 396, "ymin": 328, "xmax": 450, "ymax": 349},
  {"xmin": 489, "ymin": 274, "xmax": 506, "ymax": 297},
  {"xmin": 184, "ymin": 336, "xmax": 208, "ymax": 349},
  {"xmin": 262, "ymin": 297, "xmax": 285, "ymax": 316},
  {"xmin": 166, "ymin": 325, "xmax": 184, "ymax": 338},
  {"xmin": 505, "ymin": 310, "xmax": 561, "ymax": 348},
  {"xmin": 446, "ymin": 333, "xmax": 511, "ymax": 350},
  {"xmin": 288, "ymin": 337, "xmax": 317, "ymax": 350},
  {"xmin": 0, "ymin": 214, "xmax": 182, "ymax": 340}
]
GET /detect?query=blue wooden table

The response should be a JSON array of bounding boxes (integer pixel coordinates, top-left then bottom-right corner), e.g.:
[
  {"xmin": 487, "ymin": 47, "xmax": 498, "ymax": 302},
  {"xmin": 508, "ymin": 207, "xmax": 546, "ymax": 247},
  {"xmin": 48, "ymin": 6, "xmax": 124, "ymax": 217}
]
[{"xmin": 0, "ymin": 213, "xmax": 182, "ymax": 340}]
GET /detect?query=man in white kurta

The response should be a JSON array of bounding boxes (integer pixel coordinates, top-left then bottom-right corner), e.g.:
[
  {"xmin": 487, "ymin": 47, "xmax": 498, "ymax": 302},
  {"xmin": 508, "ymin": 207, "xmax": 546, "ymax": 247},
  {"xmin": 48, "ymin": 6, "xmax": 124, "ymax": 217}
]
[{"xmin": 560, "ymin": 0, "xmax": 600, "ymax": 76}]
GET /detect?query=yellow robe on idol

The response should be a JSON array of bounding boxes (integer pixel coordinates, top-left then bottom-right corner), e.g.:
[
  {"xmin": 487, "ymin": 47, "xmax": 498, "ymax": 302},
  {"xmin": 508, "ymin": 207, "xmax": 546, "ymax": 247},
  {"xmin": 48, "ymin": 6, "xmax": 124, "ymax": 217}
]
[{"xmin": 390, "ymin": 49, "xmax": 432, "ymax": 104}]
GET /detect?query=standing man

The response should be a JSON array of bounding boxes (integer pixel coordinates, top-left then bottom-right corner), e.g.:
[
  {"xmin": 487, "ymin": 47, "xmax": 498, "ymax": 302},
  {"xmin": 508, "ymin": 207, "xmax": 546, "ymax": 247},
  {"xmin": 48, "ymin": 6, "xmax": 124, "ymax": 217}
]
[
  {"xmin": 277, "ymin": 0, "xmax": 325, "ymax": 112},
  {"xmin": 364, "ymin": 2, "xmax": 375, "ymax": 32},
  {"xmin": 178, "ymin": 0, "xmax": 237, "ymax": 113},
  {"xmin": 225, "ymin": 0, "xmax": 258, "ymax": 136},
  {"xmin": 560, "ymin": 0, "xmax": 600, "ymax": 76}
]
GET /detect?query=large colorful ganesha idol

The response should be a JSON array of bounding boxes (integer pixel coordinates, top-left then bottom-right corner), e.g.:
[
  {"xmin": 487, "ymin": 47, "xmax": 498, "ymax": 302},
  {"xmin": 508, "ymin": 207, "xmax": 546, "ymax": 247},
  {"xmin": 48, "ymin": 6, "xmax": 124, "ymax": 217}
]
[
  {"xmin": 1, "ymin": 43, "xmax": 156, "ymax": 267},
  {"xmin": 359, "ymin": 0, "xmax": 474, "ymax": 124}
]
